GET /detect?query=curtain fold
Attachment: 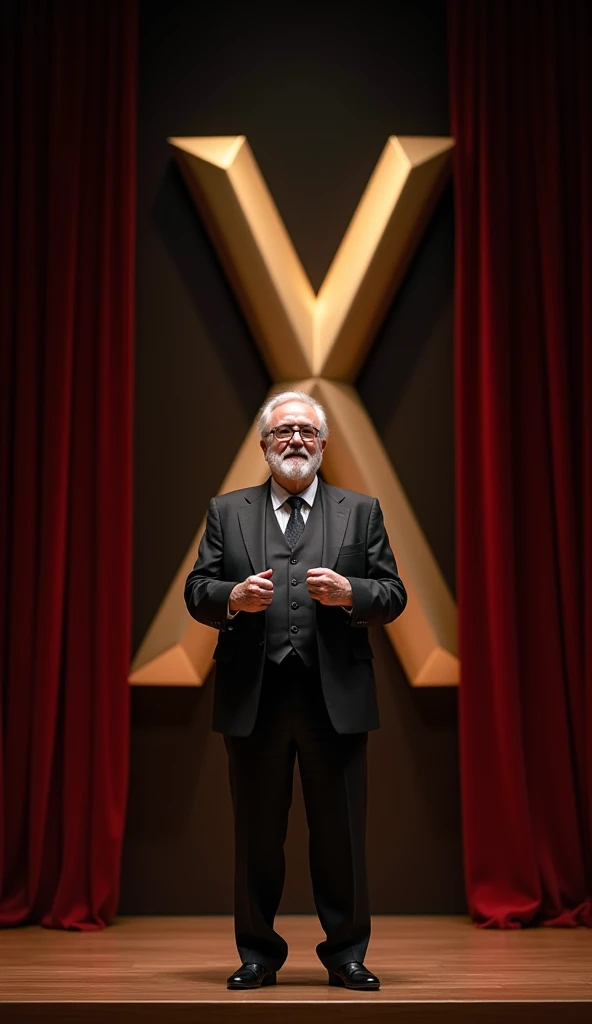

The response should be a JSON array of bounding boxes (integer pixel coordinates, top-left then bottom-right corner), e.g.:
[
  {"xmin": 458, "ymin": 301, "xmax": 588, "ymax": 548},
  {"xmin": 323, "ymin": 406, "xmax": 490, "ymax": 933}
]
[
  {"xmin": 449, "ymin": 0, "xmax": 592, "ymax": 926},
  {"xmin": 0, "ymin": 0, "xmax": 136, "ymax": 929}
]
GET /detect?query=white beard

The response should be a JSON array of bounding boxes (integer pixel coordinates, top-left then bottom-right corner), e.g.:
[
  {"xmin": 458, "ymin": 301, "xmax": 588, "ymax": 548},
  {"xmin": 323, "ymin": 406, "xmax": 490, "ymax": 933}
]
[{"xmin": 265, "ymin": 444, "xmax": 323, "ymax": 481}]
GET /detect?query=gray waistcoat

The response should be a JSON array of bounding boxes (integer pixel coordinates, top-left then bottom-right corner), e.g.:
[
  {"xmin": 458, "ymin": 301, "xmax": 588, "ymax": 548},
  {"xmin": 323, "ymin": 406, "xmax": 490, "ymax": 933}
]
[{"xmin": 265, "ymin": 489, "xmax": 323, "ymax": 666}]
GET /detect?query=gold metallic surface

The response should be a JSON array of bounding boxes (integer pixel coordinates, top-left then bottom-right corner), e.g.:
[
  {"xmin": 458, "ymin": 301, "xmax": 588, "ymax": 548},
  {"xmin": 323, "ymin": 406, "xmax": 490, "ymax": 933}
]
[{"xmin": 130, "ymin": 136, "xmax": 457, "ymax": 686}]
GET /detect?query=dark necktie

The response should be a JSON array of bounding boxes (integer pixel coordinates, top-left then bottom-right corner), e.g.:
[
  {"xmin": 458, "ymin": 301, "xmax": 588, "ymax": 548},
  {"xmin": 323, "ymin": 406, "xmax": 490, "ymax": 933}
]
[{"xmin": 284, "ymin": 495, "xmax": 305, "ymax": 548}]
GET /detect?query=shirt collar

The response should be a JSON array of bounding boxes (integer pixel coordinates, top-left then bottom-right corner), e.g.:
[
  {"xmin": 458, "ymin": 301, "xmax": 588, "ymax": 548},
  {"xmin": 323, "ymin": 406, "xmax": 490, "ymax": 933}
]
[{"xmin": 270, "ymin": 474, "xmax": 319, "ymax": 511}]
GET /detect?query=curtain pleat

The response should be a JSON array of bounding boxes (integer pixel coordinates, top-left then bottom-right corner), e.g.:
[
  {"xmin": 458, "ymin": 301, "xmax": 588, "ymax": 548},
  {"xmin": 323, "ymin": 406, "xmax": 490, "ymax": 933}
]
[
  {"xmin": 449, "ymin": 0, "xmax": 592, "ymax": 926},
  {"xmin": 0, "ymin": 0, "xmax": 136, "ymax": 929}
]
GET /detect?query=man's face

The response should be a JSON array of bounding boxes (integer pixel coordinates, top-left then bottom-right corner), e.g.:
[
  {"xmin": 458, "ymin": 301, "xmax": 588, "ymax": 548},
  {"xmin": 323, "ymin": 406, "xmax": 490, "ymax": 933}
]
[{"xmin": 261, "ymin": 400, "xmax": 326, "ymax": 482}]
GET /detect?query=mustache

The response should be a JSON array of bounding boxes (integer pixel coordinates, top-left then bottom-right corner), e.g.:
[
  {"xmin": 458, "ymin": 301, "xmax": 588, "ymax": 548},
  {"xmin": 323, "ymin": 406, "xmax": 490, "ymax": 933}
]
[{"xmin": 282, "ymin": 447, "xmax": 309, "ymax": 459}]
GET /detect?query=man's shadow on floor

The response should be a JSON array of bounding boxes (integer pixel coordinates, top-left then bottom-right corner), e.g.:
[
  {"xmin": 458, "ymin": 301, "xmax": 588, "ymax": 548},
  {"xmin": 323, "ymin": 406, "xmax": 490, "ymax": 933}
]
[{"xmin": 175, "ymin": 968, "xmax": 407, "ymax": 988}]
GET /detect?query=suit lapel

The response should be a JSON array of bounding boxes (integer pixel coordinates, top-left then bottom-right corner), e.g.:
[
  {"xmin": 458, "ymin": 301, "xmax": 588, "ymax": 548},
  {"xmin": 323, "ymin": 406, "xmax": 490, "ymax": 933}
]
[
  {"xmin": 237, "ymin": 482, "xmax": 269, "ymax": 573},
  {"xmin": 320, "ymin": 480, "xmax": 350, "ymax": 568},
  {"xmin": 239, "ymin": 478, "xmax": 350, "ymax": 571}
]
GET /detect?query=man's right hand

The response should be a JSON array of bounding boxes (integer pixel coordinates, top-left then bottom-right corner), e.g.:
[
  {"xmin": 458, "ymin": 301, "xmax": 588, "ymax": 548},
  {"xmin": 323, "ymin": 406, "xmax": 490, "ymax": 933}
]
[{"xmin": 229, "ymin": 569, "xmax": 274, "ymax": 613}]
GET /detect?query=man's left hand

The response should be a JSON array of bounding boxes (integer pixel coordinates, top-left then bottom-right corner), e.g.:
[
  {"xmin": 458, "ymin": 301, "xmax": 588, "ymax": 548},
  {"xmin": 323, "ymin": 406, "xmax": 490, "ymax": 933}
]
[{"xmin": 306, "ymin": 567, "xmax": 353, "ymax": 606}]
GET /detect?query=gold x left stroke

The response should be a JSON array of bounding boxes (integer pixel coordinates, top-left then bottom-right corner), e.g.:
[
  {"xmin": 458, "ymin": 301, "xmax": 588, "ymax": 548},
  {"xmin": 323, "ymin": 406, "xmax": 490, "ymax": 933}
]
[{"xmin": 130, "ymin": 135, "xmax": 458, "ymax": 687}]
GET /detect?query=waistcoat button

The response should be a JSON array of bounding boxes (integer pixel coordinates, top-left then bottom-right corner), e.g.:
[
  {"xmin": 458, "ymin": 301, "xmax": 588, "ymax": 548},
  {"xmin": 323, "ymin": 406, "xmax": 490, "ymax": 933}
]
[
  {"xmin": 290, "ymin": 625, "xmax": 299, "ymax": 634},
  {"xmin": 291, "ymin": 601, "xmax": 298, "ymax": 610},
  {"xmin": 291, "ymin": 578, "xmax": 298, "ymax": 586},
  {"xmin": 290, "ymin": 557, "xmax": 297, "ymax": 564}
]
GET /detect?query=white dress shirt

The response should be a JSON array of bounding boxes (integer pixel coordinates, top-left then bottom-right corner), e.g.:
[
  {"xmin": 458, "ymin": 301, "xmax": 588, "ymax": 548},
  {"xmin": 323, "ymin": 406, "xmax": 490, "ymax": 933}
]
[{"xmin": 269, "ymin": 474, "xmax": 318, "ymax": 532}]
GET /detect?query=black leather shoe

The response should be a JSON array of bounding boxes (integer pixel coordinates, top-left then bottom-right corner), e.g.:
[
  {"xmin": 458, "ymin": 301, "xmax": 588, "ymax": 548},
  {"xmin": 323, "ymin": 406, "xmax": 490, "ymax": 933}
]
[
  {"xmin": 328, "ymin": 961, "xmax": 380, "ymax": 990},
  {"xmin": 227, "ymin": 963, "xmax": 277, "ymax": 989}
]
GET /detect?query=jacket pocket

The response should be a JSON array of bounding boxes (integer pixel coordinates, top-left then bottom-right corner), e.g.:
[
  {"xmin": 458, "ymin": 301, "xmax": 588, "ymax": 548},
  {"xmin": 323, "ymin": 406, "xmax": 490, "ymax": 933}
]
[
  {"xmin": 339, "ymin": 541, "xmax": 365, "ymax": 555},
  {"xmin": 349, "ymin": 641, "xmax": 374, "ymax": 660},
  {"xmin": 212, "ymin": 638, "xmax": 236, "ymax": 663}
]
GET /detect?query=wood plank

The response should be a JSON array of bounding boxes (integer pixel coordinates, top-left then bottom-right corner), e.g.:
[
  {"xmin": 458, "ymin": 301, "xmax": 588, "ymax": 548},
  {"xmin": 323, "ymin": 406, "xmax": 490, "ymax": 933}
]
[{"xmin": 0, "ymin": 916, "xmax": 591, "ymax": 1024}]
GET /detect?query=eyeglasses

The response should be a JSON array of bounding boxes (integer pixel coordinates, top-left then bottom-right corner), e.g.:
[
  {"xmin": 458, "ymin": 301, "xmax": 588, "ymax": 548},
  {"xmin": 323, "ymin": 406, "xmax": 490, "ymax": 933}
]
[{"xmin": 266, "ymin": 424, "xmax": 320, "ymax": 442}]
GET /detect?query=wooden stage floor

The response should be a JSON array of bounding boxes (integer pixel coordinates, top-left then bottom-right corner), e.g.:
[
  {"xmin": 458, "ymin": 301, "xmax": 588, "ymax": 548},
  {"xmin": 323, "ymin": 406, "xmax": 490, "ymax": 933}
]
[{"xmin": 1, "ymin": 915, "xmax": 591, "ymax": 1022}]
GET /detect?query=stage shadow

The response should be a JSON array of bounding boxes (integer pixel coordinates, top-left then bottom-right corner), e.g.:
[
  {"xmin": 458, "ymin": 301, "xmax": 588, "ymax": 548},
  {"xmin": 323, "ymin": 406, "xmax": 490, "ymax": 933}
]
[
  {"xmin": 174, "ymin": 968, "xmax": 413, "ymax": 988},
  {"xmin": 152, "ymin": 161, "xmax": 270, "ymax": 409}
]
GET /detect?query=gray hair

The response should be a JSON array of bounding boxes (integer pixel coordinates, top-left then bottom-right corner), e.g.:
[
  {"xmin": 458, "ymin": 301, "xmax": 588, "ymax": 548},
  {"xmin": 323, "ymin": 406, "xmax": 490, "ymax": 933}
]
[{"xmin": 257, "ymin": 390, "xmax": 329, "ymax": 441}]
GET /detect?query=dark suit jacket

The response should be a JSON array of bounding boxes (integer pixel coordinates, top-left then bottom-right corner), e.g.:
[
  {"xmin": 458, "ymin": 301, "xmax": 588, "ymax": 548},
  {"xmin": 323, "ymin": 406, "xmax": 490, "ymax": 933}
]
[{"xmin": 184, "ymin": 478, "xmax": 407, "ymax": 736}]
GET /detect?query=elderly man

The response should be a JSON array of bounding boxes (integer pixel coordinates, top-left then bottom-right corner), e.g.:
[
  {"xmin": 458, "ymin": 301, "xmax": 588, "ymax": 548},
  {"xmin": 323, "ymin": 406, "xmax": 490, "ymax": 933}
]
[{"xmin": 185, "ymin": 390, "xmax": 407, "ymax": 990}]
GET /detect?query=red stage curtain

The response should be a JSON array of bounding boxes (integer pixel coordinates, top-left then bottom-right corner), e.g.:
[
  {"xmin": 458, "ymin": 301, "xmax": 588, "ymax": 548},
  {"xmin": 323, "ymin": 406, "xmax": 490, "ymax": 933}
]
[
  {"xmin": 449, "ymin": 0, "xmax": 592, "ymax": 926},
  {"xmin": 0, "ymin": 0, "xmax": 136, "ymax": 929}
]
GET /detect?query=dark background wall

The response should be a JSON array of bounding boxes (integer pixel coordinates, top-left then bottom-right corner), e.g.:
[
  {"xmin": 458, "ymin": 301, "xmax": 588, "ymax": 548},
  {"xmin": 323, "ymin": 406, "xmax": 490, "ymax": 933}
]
[{"xmin": 120, "ymin": 0, "xmax": 464, "ymax": 915}]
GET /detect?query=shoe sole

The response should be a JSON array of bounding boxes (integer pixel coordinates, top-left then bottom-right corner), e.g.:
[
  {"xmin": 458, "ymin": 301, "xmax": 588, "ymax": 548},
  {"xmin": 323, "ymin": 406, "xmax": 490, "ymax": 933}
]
[
  {"xmin": 328, "ymin": 972, "xmax": 380, "ymax": 990},
  {"xmin": 227, "ymin": 972, "xmax": 277, "ymax": 990}
]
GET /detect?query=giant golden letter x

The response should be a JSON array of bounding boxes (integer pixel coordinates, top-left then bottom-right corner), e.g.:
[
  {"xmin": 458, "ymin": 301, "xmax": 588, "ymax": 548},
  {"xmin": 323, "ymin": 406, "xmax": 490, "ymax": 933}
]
[{"xmin": 130, "ymin": 135, "xmax": 458, "ymax": 688}]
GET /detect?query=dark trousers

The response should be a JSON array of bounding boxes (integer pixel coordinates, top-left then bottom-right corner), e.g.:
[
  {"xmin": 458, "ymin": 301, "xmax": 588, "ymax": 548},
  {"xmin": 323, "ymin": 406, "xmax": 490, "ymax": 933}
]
[{"xmin": 224, "ymin": 651, "xmax": 370, "ymax": 971}]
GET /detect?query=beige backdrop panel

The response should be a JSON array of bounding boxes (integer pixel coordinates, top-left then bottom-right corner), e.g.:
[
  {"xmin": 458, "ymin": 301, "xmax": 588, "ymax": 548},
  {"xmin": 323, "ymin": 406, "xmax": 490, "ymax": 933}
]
[{"xmin": 131, "ymin": 135, "xmax": 458, "ymax": 687}]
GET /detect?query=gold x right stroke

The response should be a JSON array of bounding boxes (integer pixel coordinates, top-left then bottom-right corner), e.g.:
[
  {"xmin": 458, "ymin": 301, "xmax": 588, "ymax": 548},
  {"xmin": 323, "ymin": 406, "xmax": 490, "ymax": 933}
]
[{"xmin": 130, "ymin": 135, "xmax": 458, "ymax": 687}]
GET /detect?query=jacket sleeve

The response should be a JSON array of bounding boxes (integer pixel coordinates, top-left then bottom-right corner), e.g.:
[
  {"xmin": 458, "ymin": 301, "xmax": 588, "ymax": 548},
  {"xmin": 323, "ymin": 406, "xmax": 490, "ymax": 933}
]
[
  {"xmin": 347, "ymin": 499, "xmax": 407, "ymax": 628},
  {"xmin": 184, "ymin": 498, "xmax": 238, "ymax": 631}
]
